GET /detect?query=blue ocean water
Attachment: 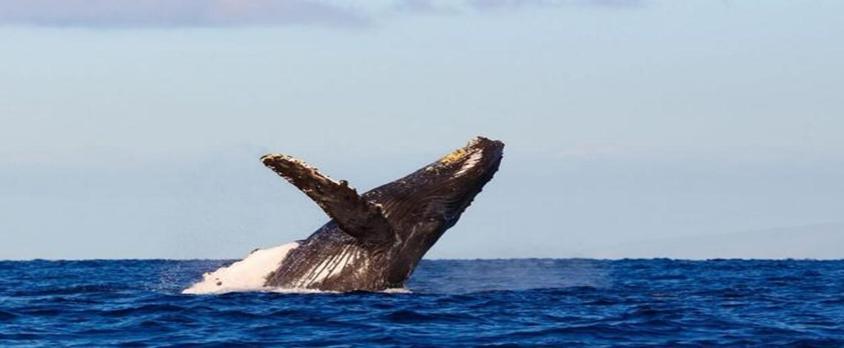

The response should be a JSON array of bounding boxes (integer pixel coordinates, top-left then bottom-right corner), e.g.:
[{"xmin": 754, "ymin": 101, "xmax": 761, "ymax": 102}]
[{"xmin": 1, "ymin": 259, "xmax": 842, "ymax": 347}]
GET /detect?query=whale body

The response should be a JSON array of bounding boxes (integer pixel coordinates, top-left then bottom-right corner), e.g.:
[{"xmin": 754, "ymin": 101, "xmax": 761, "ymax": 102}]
[{"xmin": 185, "ymin": 136, "xmax": 503, "ymax": 293}]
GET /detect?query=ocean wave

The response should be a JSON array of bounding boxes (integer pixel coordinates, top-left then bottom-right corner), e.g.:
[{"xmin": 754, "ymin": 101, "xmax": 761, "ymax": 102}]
[{"xmin": 0, "ymin": 259, "xmax": 842, "ymax": 346}]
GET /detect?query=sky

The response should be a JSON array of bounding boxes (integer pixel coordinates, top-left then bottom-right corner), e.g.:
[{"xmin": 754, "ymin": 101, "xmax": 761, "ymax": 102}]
[{"xmin": 1, "ymin": 0, "xmax": 842, "ymax": 260}]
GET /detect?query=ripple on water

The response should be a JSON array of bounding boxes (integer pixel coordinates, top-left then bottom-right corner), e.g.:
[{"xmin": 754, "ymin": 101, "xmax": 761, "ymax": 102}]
[{"xmin": 0, "ymin": 259, "xmax": 841, "ymax": 346}]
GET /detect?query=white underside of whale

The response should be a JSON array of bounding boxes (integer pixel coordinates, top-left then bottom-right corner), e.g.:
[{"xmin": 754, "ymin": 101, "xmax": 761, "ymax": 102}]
[
  {"xmin": 182, "ymin": 243, "xmax": 408, "ymax": 294},
  {"xmin": 182, "ymin": 242, "xmax": 299, "ymax": 294}
]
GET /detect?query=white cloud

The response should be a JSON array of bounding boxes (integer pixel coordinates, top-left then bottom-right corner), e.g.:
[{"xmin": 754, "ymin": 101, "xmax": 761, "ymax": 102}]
[
  {"xmin": 395, "ymin": 0, "xmax": 644, "ymax": 13},
  {"xmin": 0, "ymin": 0, "xmax": 644, "ymax": 28},
  {"xmin": 0, "ymin": 0, "xmax": 369, "ymax": 28}
]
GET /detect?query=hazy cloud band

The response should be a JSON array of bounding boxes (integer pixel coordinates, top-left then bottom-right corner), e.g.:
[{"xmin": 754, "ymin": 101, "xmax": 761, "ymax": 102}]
[
  {"xmin": 0, "ymin": 0, "xmax": 642, "ymax": 28},
  {"xmin": 0, "ymin": 0, "xmax": 369, "ymax": 28}
]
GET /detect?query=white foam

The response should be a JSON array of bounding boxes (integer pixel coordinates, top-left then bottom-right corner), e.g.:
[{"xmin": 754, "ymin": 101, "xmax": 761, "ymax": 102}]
[
  {"xmin": 182, "ymin": 242, "xmax": 299, "ymax": 294},
  {"xmin": 382, "ymin": 288, "xmax": 412, "ymax": 294},
  {"xmin": 268, "ymin": 287, "xmax": 340, "ymax": 294}
]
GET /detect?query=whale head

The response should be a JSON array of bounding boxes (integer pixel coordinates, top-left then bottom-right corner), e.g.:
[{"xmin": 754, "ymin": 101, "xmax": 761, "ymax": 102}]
[
  {"xmin": 374, "ymin": 136, "xmax": 503, "ymax": 228},
  {"xmin": 367, "ymin": 136, "xmax": 504, "ymax": 282}
]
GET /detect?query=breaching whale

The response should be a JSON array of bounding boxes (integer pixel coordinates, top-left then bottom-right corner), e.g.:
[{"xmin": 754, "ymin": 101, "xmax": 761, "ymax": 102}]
[{"xmin": 184, "ymin": 136, "xmax": 503, "ymax": 293}]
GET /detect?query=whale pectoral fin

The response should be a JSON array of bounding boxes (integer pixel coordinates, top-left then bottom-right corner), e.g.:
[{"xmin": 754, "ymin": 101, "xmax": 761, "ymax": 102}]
[{"xmin": 261, "ymin": 154, "xmax": 394, "ymax": 244}]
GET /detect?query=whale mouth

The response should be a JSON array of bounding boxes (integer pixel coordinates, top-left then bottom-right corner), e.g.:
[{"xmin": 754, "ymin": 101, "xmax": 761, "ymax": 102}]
[
  {"xmin": 434, "ymin": 136, "xmax": 504, "ymax": 185},
  {"xmin": 458, "ymin": 136, "xmax": 504, "ymax": 175},
  {"xmin": 431, "ymin": 136, "xmax": 504, "ymax": 177}
]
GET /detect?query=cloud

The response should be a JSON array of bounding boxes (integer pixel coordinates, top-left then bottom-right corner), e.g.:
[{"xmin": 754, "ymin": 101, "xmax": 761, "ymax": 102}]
[
  {"xmin": 395, "ymin": 0, "xmax": 644, "ymax": 14},
  {"xmin": 0, "ymin": 0, "xmax": 369, "ymax": 28},
  {"xmin": 0, "ymin": 0, "xmax": 644, "ymax": 28},
  {"xmin": 394, "ymin": 0, "xmax": 460, "ymax": 15}
]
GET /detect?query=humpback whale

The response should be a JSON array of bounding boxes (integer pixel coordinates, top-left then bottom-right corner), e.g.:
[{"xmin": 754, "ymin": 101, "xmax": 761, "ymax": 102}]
[{"xmin": 185, "ymin": 136, "xmax": 503, "ymax": 293}]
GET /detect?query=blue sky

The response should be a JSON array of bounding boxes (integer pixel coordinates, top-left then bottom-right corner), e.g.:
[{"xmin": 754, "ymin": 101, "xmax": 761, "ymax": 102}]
[{"xmin": 1, "ymin": 0, "xmax": 842, "ymax": 259}]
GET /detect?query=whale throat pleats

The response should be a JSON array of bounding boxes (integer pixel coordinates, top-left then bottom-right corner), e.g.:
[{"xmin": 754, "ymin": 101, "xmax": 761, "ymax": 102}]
[{"xmin": 261, "ymin": 154, "xmax": 394, "ymax": 245}]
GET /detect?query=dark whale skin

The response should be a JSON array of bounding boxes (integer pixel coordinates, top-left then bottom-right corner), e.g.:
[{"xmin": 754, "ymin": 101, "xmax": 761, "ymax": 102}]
[{"xmin": 262, "ymin": 137, "xmax": 504, "ymax": 291}]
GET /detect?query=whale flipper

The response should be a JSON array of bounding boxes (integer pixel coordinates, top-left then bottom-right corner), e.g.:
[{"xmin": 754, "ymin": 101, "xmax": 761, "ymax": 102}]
[{"xmin": 261, "ymin": 154, "xmax": 394, "ymax": 245}]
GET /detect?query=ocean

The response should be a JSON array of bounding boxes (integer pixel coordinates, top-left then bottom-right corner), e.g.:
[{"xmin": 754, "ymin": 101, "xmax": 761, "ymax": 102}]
[{"xmin": 1, "ymin": 259, "xmax": 842, "ymax": 346}]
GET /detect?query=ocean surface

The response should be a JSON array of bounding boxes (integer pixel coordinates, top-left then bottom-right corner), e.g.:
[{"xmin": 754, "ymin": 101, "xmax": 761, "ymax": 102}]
[{"xmin": 1, "ymin": 259, "xmax": 842, "ymax": 347}]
